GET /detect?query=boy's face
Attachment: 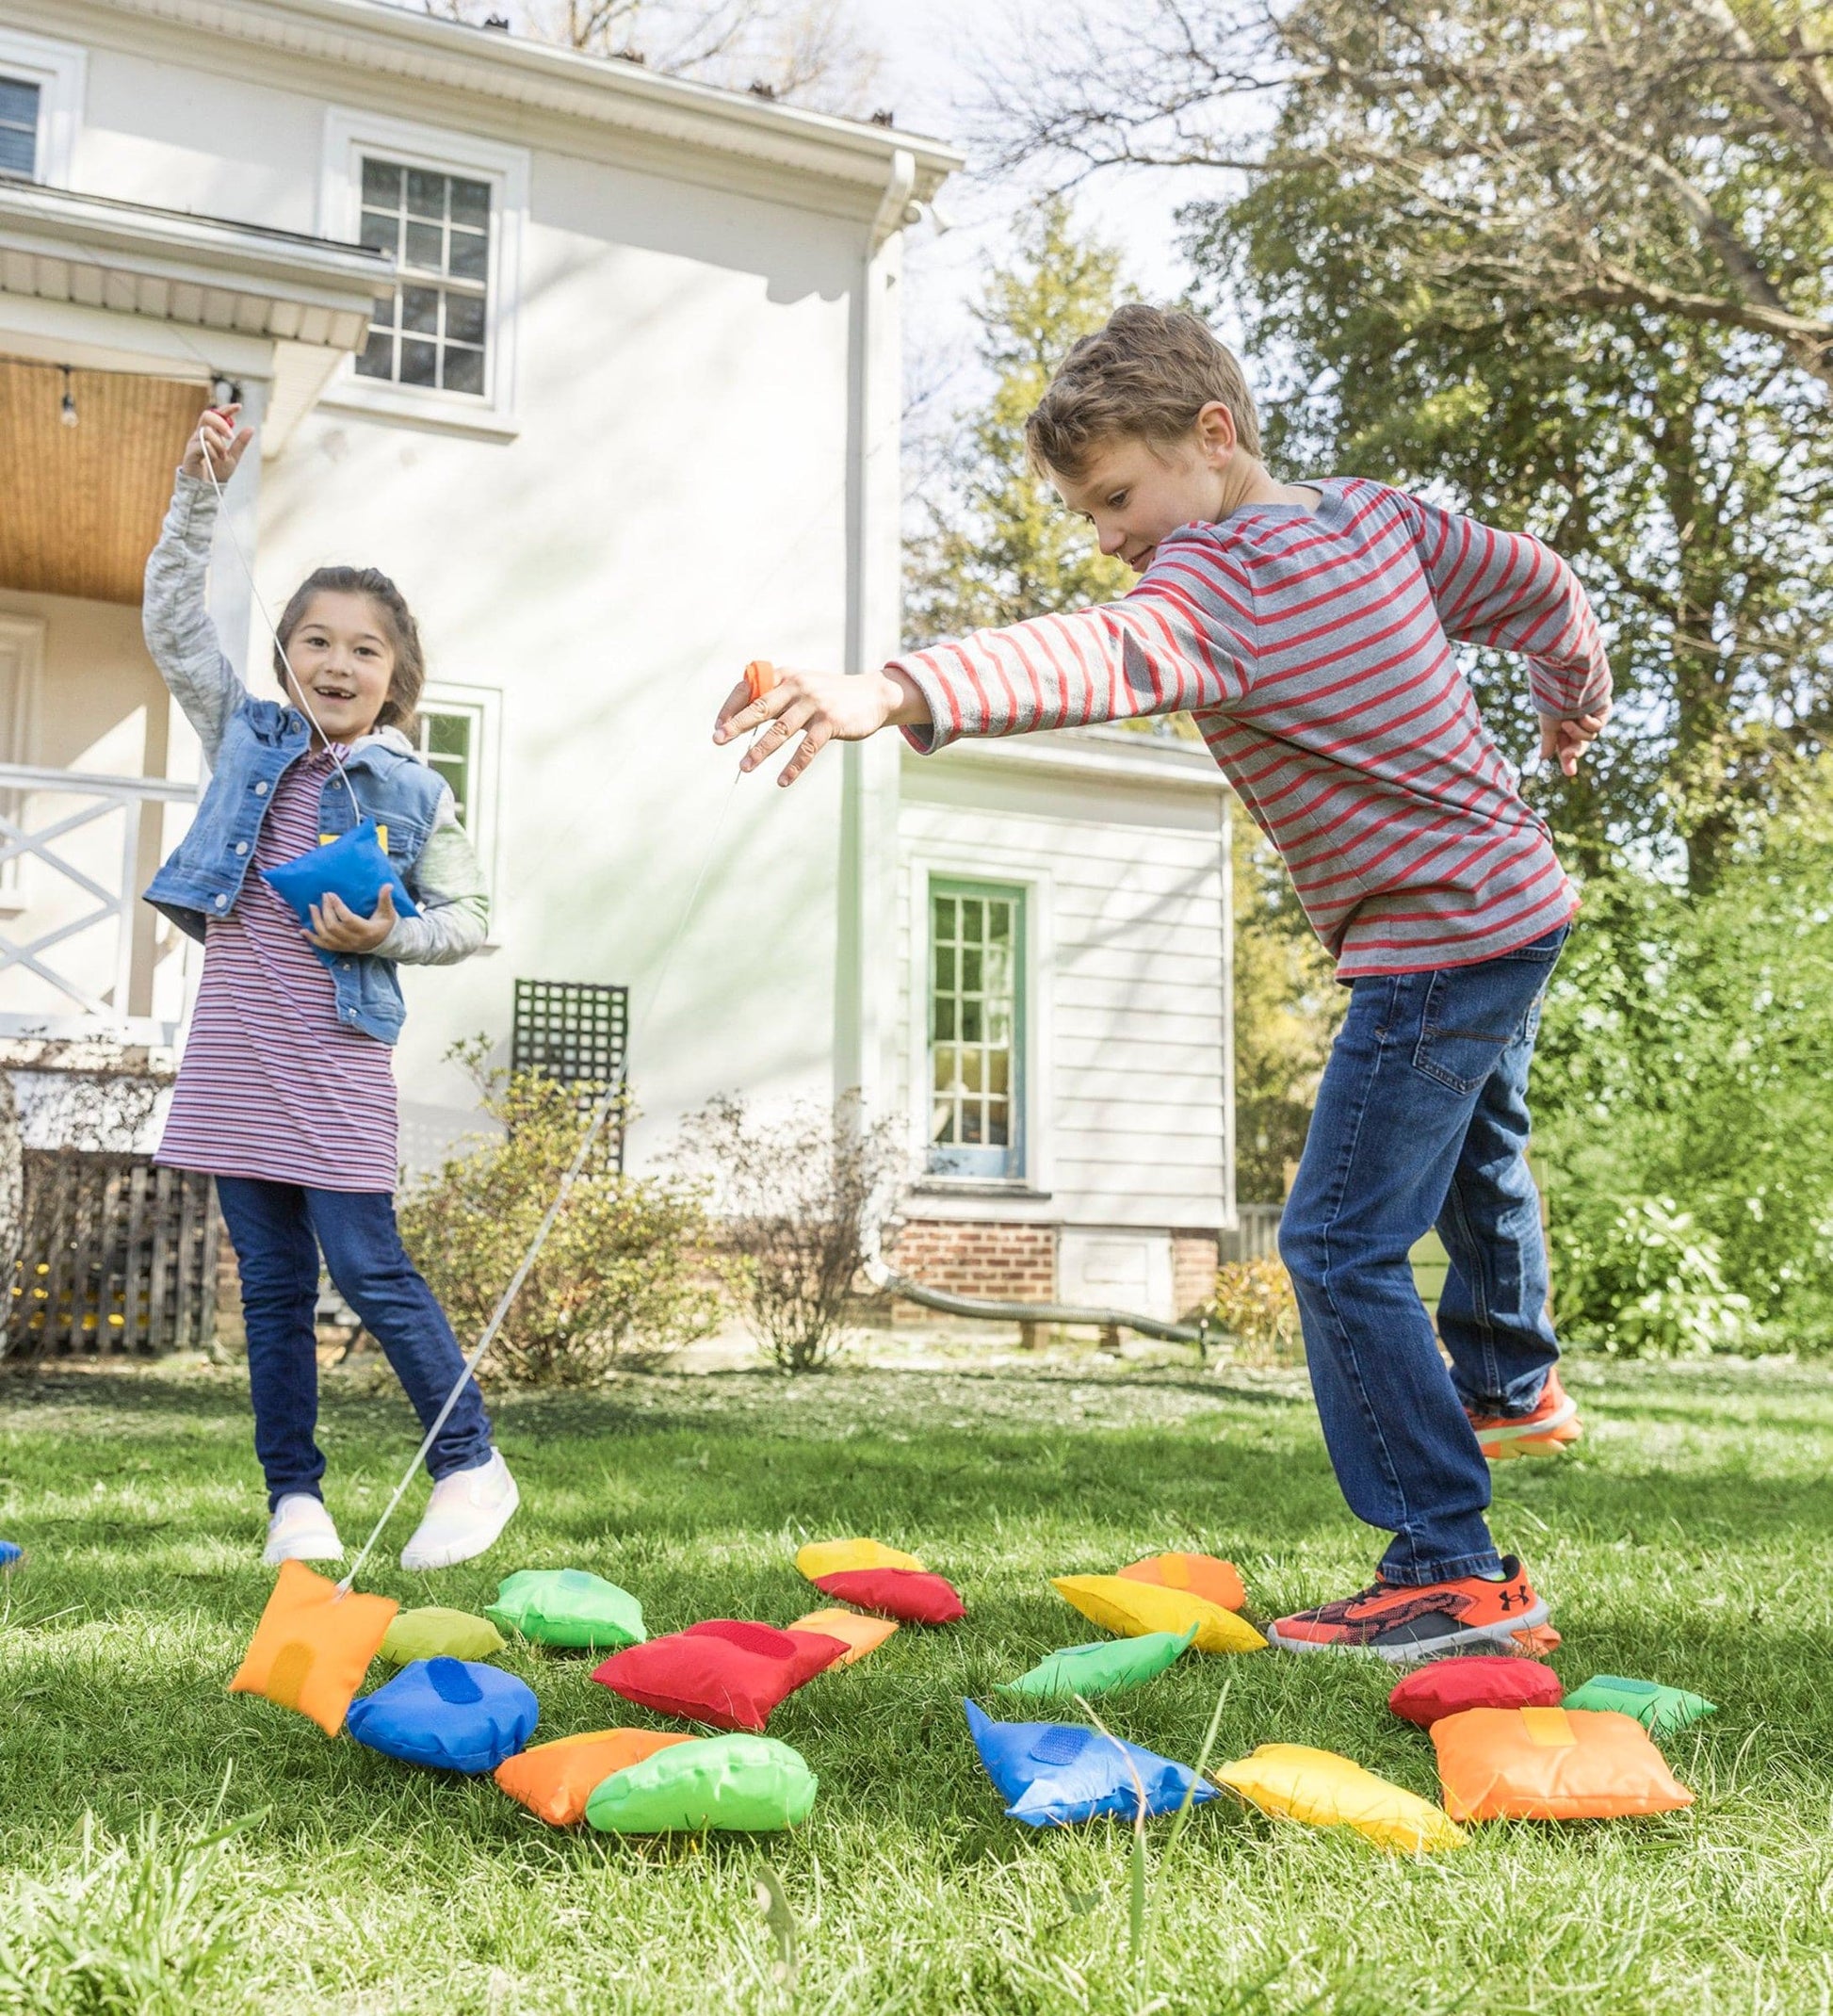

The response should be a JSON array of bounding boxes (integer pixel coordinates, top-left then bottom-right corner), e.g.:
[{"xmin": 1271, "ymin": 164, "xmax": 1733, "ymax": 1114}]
[
  {"xmin": 1049, "ymin": 403, "xmax": 1239, "ymax": 575},
  {"xmin": 283, "ymin": 592, "xmax": 397, "ymax": 743}
]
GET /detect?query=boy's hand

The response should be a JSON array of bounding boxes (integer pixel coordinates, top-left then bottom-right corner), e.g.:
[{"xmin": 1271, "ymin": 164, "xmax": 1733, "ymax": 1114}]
[
  {"xmin": 1540, "ymin": 707, "xmax": 1610, "ymax": 777},
  {"xmin": 712, "ymin": 665, "xmax": 930, "ymax": 788},
  {"xmin": 307, "ymin": 886, "xmax": 397, "ymax": 952},
  {"xmin": 181, "ymin": 403, "xmax": 254, "ymax": 485}
]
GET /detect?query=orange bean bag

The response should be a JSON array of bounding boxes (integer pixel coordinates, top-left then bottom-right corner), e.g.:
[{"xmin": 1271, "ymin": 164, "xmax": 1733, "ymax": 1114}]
[
  {"xmin": 228, "ymin": 1560, "xmax": 398, "ymax": 1737},
  {"xmin": 787, "ymin": 1608, "xmax": 898, "ymax": 1666},
  {"xmin": 494, "ymin": 1729, "xmax": 696, "ymax": 1827},
  {"xmin": 1117, "ymin": 1553, "xmax": 1246, "ymax": 1614},
  {"xmin": 1433, "ymin": 1705, "xmax": 1695, "ymax": 1821}
]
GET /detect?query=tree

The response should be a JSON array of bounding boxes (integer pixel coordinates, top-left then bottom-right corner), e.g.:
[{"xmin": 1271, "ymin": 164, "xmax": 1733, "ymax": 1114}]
[
  {"xmin": 987, "ymin": 0, "xmax": 1833, "ymax": 886},
  {"xmin": 903, "ymin": 197, "xmax": 1136, "ymax": 643}
]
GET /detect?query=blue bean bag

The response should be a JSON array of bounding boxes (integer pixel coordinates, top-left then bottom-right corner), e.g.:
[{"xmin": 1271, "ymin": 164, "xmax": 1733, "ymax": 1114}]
[
  {"xmin": 262, "ymin": 819, "xmax": 418, "ymax": 930},
  {"xmin": 963, "ymin": 1699, "xmax": 1220, "ymax": 1828},
  {"xmin": 0, "ymin": 1541, "xmax": 21, "ymax": 1569},
  {"xmin": 347, "ymin": 1656, "xmax": 536, "ymax": 1775}
]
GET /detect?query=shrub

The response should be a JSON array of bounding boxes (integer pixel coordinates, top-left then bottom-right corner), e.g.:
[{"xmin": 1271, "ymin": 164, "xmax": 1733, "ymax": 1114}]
[
  {"xmin": 675, "ymin": 1092, "xmax": 905, "ymax": 1374},
  {"xmin": 1205, "ymin": 1258, "xmax": 1304, "ymax": 1366},
  {"xmin": 399, "ymin": 1043, "xmax": 719, "ymax": 1387},
  {"xmin": 1552, "ymin": 1195, "xmax": 1758, "ymax": 1358}
]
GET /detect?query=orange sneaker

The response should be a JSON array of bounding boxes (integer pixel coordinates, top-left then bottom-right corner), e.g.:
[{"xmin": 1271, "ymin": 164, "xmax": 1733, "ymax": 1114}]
[
  {"xmin": 1466, "ymin": 1367, "xmax": 1581, "ymax": 1462},
  {"xmin": 1267, "ymin": 1556, "xmax": 1548, "ymax": 1663}
]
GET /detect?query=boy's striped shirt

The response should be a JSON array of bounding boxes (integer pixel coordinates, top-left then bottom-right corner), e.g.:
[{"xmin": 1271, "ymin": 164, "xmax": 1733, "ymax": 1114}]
[{"xmin": 892, "ymin": 478, "xmax": 1612, "ymax": 978}]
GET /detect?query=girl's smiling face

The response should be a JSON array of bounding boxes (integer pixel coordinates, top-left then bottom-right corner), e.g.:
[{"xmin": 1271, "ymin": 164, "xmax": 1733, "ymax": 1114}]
[{"xmin": 281, "ymin": 591, "xmax": 397, "ymax": 744}]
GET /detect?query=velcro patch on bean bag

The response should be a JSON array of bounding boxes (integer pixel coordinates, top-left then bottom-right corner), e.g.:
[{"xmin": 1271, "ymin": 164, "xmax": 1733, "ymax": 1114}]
[
  {"xmin": 1560, "ymin": 1674, "xmax": 1716, "ymax": 1737},
  {"xmin": 998, "ymin": 1626, "xmax": 1198, "ymax": 1700},
  {"xmin": 1213, "ymin": 1743, "xmax": 1466, "ymax": 1853},
  {"xmin": 586, "ymin": 1732, "xmax": 818, "ymax": 1833},
  {"xmin": 1116, "ymin": 1553, "xmax": 1246, "ymax": 1614},
  {"xmin": 787, "ymin": 1607, "xmax": 899, "ymax": 1666},
  {"xmin": 494, "ymin": 1728, "xmax": 695, "ymax": 1827},
  {"xmin": 592, "ymin": 1619, "xmax": 849, "ymax": 1731},
  {"xmin": 486, "ymin": 1569, "xmax": 645, "ymax": 1650},
  {"xmin": 261, "ymin": 819, "xmax": 419, "ymax": 929},
  {"xmin": 229, "ymin": 1560, "xmax": 398, "ymax": 1737},
  {"xmin": 1433, "ymin": 1705, "xmax": 1695, "ymax": 1820},
  {"xmin": 812, "ymin": 1568, "xmax": 966, "ymax": 1625},
  {"xmin": 381, "ymin": 1607, "xmax": 507, "ymax": 1666},
  {"xmin": 1051, "ymin": 1574, "xmax": 1265, "ymax": 1654},
  {"xmin": 795, "ymin": 1538, "xmax": 924, "ymax": 1581},
  {"xmin": 964, "ymin": 1699, "xmax": 1219, "ymax": 1829},
  {"xmin": 346, "ymin": 1656, "xmax": 538, "ymax": 1775},
  {"xmin": 1387, "ymin": 1654, "xmax": 1564, "ymax": 1728}
]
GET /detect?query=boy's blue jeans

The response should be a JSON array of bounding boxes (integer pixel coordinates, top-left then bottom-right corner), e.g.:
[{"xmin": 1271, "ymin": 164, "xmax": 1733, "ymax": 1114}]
[
  {"xmin": 1278, "ymin": 925, "xmax": 1569, "ymax": 1587},
  {"xmin": 215, "ymin": 1178, "xmax": 494, "ymax": 1511}
]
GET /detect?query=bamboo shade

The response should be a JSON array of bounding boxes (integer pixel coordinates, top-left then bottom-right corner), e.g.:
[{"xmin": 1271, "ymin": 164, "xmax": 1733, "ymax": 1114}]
[{"xmin": 0, "ymin": 363, "xmax": 203, "ymax": 604}]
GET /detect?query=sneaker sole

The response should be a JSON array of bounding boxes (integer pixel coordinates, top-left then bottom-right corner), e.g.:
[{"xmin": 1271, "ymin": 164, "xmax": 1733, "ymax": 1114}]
[
  {"xmin": 1483, "ymin": 1430, "xmax": 1579, "ymax": 1462},
  {"xmin": 400, "ymin": 1477, "xmax": 520, "ymax": 1572},
  {"xmin": 1473, "ymin": 1396, "xmax": 1580, "ymax": 1445},
  {"xmin": 1267, "ymin": 1597, "xmax": 1550, "ymax": 1666},
  {"xmin": 263, "ymin": 1540, "xmax": 344, "ymax": 1568}
]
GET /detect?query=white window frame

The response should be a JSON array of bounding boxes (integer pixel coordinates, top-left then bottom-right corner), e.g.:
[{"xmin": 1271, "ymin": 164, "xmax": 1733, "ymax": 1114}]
[
  {"xmin": 0, "ymin": 610, "xmax": 45, "ymax": 912},
  {"xmin": 0, "ymin": 28, "xmax": 85, "ymax": 187},
  {"xmin": 416, "ymin": 680, "xmax": 501, "ymax": 894},
  {"xmin": 905, "ymin": 853, "xmax": 1054, "ymax": 1195},
  {"xmin": 317, "ymin": 107, "xmax": 527, "ymax": 440}
]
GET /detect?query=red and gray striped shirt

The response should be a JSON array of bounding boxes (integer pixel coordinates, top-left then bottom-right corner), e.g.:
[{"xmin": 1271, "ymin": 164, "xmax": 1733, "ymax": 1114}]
[{"xmin": 892, "ymin": 478, "xmax": 1612, "ymax": 978}]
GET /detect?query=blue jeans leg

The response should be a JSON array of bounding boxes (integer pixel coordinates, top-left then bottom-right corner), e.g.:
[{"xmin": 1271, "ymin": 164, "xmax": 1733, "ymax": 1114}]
[
  {"xmin": 1279, "ymin": 927, "xmax": 1567, "ymax": 1585},
  {"xmin": 215, "ymin": 1176, "xmax": 327, "ymax": 1510},
  {"xmin": 302, "ymin": 1188, "xmax": 495, "ymax": 1483}
]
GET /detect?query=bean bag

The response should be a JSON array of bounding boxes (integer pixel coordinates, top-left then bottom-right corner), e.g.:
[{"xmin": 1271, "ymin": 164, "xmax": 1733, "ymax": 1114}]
[
  {"xmin": 229, "ymin": 1560, "xmax": 397, "ymax": 1737},
  {"xmin": 1387, "ymin": 1654, "xmax": 1563, "ymax": 1728},
  {"xmin": 592, "ymin": 1619, "xmax": 849, "ymax": 1731},
  {"xmin": 1052, "ymin": 1575, "xmax": 1265, "ymax": 1654},
  {"xmin": 1213, "ymin": 1744, "xmax": 1465, "ymax": 1853},
  {"xmin": 381, "ymin": 1607, "xmax": 507, "ymax": 1666},
  {"xmin": 999, "ymin": 1626, "xmax": 1198, "ymax": 1700},
  {"xmin": 1561, "ymin": 1674, "xmax": 1716, "ymax": 1737},
  {"xmin": 964, "ymin": 1699, "xmax": 1219, "ymax": 1829},
  {"xmin": 486, "ymin": 1569, "xmax": 645, "ymax": 1651},
  {"xmin": 1117, "ymin": 1553, "xmax": 1246, "ymax": 1614},
  {"xmin": 347, "ymin": 1657, "xmax": 537, "ymax": 1775},
  {"xmin": 796, "ymin": 1538, "xmax": 924, "ymax": 1580},
  {"xmin": 787, "ymin": 1607, "xmax": 898, "ymax": 1666},
  {"xmin": 494, "ymin": 1729, "xmax": 695, "ymax": 1827},
  {"xmin": 586, "ymin": 1732, "xmax": 818, "ymax": 1834},
  {"xmin": 0, "ymin": 1540, "xmax": 21, "ymax": 1569},
  {"xmin": 812, "ymin": 1568, "xmax": 966, "ymax": 1625},
  {"xmin": 261, "ymin": 819, "xmax": 418, "ymax": 930},
  {"xmin": 1433, "ymin": 1706, "xmax": 1695, "ymax": 1821}
]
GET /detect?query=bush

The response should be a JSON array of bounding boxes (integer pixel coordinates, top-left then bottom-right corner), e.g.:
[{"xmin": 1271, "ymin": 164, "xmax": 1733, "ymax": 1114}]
[
  {"xmin": 1204, "ymin": 1258, "xmax": 1304, "ymax": 1366},
  {"xmin": 1552, "ymin": 1195, "xmax": 1758, "ymax": 1358},
  {"xmin": 399, "ymin": 1043, "xmax": 719, "ymax": 1387},
  {"xmin": 675, "ymin": 1092, "xmax": 905, "ymax": 1373}
]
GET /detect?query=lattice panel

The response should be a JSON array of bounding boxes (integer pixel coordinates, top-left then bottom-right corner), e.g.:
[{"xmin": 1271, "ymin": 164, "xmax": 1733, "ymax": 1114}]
[{"xmin": 511, "ymin": 978, "xmax": 629, "ymax": 1169}]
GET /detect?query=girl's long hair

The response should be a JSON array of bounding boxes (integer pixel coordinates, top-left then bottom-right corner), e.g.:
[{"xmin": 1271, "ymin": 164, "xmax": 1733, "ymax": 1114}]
[{"xmin": 272, "ymin": 566, "xmax": 425, "ymax": 740}]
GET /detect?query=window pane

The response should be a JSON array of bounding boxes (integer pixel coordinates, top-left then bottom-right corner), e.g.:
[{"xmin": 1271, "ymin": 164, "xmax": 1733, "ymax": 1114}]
[
  {"xmin": 961, "ymin": 998, "xmax": 982, "ymax": 1043},
  {"xmin": 355, "ymin": 328, "xmax": 395, "ymax": 380},
  {"xmin": 400, "ymin": 285, "xmax": 440, "ymax": 334},
  {"xmin": 359, "ymin": 209, "xmax": 397, "ymax": 255},
  {"xmin": 361, "ymin": 156, "xmax": 401, "ymax": 205},
  {"xmin": 963, "ymin": 898, "xmax": 982, "ymax": 940},
  {"xmin": 0, "ymin": 124, "xmax": 33, "ymax": 177},
  {"xmin": 989, "ymin": 903, "xmax": 1012, "ymax": 942},
  {"xmin": 406, "ymin": 167, "xmax": 446, "ymax": 219},
  {"xmin": 986, "ymin": 1099, "xmax": 1009, "ymax": 1146},
  {"xmin": 932, "ymin": 1098, "xmax": 955, "ymax": 1145},
  {"xmin": 927, "ymin": 880, "xmax": 1023, "ymax": 1178},
  {"xmin": 399, "ymin": 338, "xmax": 438, "ymax": 386},
  {"xmin": 934, "ymin": 895, "xmax": 956, "ymax": 939},
  {"xmin": 933, "ymin": 997, "xmax": 955, "ymax": 1041},
  {"xmin": 448, "ymin": 229, "xmax": 489, "ymax": 282},
  {"xmin": 963, "ymin": 948, "xmax": 981, "ymax": 992},
  {"xmin": 935, "ymin": 946, "xmax": 955, "ymax": 991},
  {"xmin": 404, "ymin": 219, "xmax": 445, "ymax": 271},
  {"xmin": 442, "ymin": 346, "xmax": 485, "ymax": 397},
  {"xmin": 445, "ymin": 292, "xmax": 487, "ymax": 346},
  {"xmin": 450, "ymin": 176, "xmax": 491, "ymax": 228}
]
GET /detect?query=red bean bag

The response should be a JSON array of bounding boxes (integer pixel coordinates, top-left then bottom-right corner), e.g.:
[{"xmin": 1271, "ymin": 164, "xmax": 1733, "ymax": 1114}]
[
  {"xmin": 592, "ymin": 1620, "xmax": 848, "ymax": 1732},
  {"xmin": 811, "ymin": 1568, "xmax": 965, "ymax": 1625},
  {"xmin": 1388, "ymin": 1654, "xmax": 1563, "ymax": 1729}
]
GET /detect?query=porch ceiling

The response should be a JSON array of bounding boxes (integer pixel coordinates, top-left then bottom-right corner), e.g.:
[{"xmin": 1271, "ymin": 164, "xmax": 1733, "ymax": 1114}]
[{"xmin": 0, "ymin": 361, "xmax": 201, "ymax": 605}]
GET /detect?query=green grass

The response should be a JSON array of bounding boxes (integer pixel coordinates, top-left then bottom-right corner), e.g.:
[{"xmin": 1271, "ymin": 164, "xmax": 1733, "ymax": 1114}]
[{"xmin": 2, "ymin": 1352, "xmax": 1831, "ymax": 2014}]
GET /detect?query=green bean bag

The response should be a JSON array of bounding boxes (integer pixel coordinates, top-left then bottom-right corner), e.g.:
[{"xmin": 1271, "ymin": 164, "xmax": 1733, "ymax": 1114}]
[
  {"xmin": 584, "ymin": 1733, "xmax": 818, "ymax": 1833},
  {"xmin": 998, "ymin": 1625, "xmax": 1198, "ymax": 1699},
  {"xmin": 380, "ymin": 1607, "xmax": 507, "ymax": 1666},
  {"xmin": 1561, "ymin": 1674, "xmax": 1716, "ymax": 1736},
  {"xmin": 486, "ymin": 1569, "xmax": 645, "ymax": 1651}
]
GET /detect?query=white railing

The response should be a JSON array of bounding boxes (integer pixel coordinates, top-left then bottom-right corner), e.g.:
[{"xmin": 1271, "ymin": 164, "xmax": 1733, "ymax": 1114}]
[{"xmin": 0, "ymin": 762, "xmax": 198, "ymax": 1045}]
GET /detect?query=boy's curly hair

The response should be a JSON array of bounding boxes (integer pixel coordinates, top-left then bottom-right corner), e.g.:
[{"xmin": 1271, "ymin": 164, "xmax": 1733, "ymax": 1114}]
[
  {"xmin": 1026, "ymin": 305, "xmax": 1263, "ymax": 480},
  {"xmin": 272, "ymin": 567, "xmax": 425, "ymax": 739}
]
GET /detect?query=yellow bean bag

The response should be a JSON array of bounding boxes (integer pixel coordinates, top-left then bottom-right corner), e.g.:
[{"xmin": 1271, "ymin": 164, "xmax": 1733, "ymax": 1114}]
[
  {"xmin": 1213, "ymin": 1744, "xmax": 1465, "ymax": 1853},
  {"xmin": 381, "ymin": 1607, "xmax": 507, "ymax": 1666},
  {"xmin": 1052, "ymin": 1575, "xmax": 1266, "ymax": 1654},
  {"xmin": 229, "ymin": 1560, "xmax": 397, "ymax": 1737},
  {"xmin": 795, "ymin": 1538, "xmax": 924, "ymax": 1581},
  {"xmin": 494, "ymin": 1728, "xmax": 696, "ymax": 1827},
  {"xmin": 787, "ymin": 1607, "xmax": 898, "ymax": 1666}
]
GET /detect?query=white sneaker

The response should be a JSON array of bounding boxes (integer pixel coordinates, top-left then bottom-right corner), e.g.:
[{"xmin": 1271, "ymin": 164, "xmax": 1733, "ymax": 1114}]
[
  {"xmin": 399, "ymin": 1451, "xmax": 519, "ymax": 1572},
  {"xmin": 264, "ymin": 1493, "xmax": 343, "ymax": 1567}
]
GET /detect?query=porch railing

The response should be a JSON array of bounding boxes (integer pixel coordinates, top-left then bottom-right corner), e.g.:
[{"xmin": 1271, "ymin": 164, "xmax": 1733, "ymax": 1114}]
[{"xmin": 0, "ymin": 762, "xmax": 198, "ymax": 1044}]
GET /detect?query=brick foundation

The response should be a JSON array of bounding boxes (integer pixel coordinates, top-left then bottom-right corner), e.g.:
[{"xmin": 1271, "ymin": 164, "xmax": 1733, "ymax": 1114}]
[
  {"xmin": 890, "ymin": 1219, "xmax": 1058, "ymax": 1306},
  {"xmin": 1172, "ymin": 1229, "xmax": 1220, "ymax": 1319}
]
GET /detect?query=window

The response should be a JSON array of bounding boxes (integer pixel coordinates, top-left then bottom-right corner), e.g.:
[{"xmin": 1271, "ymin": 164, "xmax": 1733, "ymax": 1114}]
[
  {"xmin": 416, "ymin": 703, "xmax": 477, "ymax": 827},
  {"xmin": 355, "ymin": 158, "xmax": 490, "ymax": 397},
  {"xmin": 0, "ymin": 77, "xmax": 37, "ymax": 179},
  {"xmin": 414, "ymin": 686, "xmax": 498, "ymax": 887},
  {"xmin": 928, "ymin": 881, "xmax": 1025, "ymax": 1179}
]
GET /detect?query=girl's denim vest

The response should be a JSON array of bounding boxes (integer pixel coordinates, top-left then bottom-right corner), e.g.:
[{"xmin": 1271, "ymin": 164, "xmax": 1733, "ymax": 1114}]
[{"xmin": 144, "ymin": 694, "xmax": 444, "ymax": 1046}]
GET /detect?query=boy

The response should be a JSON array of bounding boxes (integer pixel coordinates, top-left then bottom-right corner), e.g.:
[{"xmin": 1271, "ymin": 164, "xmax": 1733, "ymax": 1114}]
[{"xmin": 714, "ymin": 305, "xmax": 1609, "ymax": 1661}]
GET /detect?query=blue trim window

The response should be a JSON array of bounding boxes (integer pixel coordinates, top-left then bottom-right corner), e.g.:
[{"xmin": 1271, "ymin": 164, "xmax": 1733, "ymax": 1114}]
[
  {"xmin": 928, "ymin": 880, "xmax": 1024, "ymax": 1179},
  {"xmin": 0, "ymin": 78, "xmax": 39, "ymax": 180}
]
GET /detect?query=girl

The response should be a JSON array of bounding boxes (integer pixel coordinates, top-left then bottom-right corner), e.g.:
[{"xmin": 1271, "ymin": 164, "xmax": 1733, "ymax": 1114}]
[{"xmin": 142, "ymin": 402, "xmax": 517, "ymax": 1573}]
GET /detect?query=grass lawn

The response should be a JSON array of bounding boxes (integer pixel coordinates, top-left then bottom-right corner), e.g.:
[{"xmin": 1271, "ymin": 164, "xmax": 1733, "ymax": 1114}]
[{"xmin": 1, "ymin": 1348, "xmax": 1830, "ymax": 2014}]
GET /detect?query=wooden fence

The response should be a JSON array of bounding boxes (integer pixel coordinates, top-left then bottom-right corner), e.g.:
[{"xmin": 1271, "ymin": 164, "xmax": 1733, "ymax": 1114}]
[
  {"xmin": 5, "ymin": 1150, "xmax": 219, "ymax": 1358},
  {"xmin": 1221, "ymin": 1203, "xmax": 1284, "ymax": 1263}
]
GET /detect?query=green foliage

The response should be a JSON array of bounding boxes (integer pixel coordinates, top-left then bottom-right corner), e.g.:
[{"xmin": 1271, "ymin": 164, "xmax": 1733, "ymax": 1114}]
[
  {"xmin": 904, "ymin": 197, "xmax": 1137, "ymax": 643},
  {"xmin": 398, "ymin": 1041, "xmax": 719, "ymax": 1386},
  {"xmin": 1552, "ymin": 1196, "xmax": 1757, "ymax": 1358},
  {"xmin": 1203, "ymin": 1259, "xmax": 1303, "ymax": 1366}
]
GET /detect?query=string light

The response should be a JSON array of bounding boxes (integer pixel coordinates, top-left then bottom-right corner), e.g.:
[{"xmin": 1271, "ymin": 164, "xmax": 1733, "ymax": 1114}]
[{"xmin": 57, "ymin": 366, "xmax": 77, "ymax": 429}]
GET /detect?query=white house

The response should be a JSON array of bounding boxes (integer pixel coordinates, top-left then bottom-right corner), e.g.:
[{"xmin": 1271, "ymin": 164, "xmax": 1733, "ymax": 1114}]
[{"xmin": 0, "ymin": 0, "xmax": 1235, "ymax": 1327}]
